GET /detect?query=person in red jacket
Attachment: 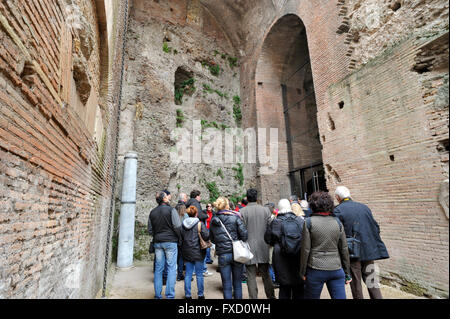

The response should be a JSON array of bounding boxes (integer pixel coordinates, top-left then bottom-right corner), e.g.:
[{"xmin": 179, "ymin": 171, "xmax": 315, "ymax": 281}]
[
  {"xmin": 204, "ymin": 203, "xmax": 214, "ymax": 264},
  {"xmin": 235, "ymin": 197, "xmax": 248, "ymax": 212}
]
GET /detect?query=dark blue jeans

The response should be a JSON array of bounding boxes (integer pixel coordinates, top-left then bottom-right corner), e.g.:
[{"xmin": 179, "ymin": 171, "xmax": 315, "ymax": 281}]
[
  {"xmin": 184, "ymin": 260, "xmax": 204, "ymax": 298},
  {"xmin": 154, "ymin": 242, "xmax": 178, "ymax": 299},
  {"xmin": 177, "ymin": 247, "xmax": 184, "ymax": 277},
  {"xmin": 305, "ymin": 267, "xmax": 346, "ymax": 299},
  {"xmin": 218, "ymin": 253, "xmax": 243, "ymax": 299},
  {"xmin": 205, "ymin": 247, "xmax": 212, "ymax": 263}
]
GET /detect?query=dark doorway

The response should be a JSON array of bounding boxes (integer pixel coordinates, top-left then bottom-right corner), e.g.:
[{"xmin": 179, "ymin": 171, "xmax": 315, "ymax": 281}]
[{"xmin": 279, "ymin": 19, "xmax": 327, "ymax": 200}]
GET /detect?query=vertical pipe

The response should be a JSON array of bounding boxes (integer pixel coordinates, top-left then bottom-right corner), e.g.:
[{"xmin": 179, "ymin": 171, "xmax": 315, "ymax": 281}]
[
  {"xmin": 117, "ymin": 151, "xmax": 138, "ymax": 269},
  {"xmin": 281, "ymin": 84, "xmax": 294, "ymax": 195}
]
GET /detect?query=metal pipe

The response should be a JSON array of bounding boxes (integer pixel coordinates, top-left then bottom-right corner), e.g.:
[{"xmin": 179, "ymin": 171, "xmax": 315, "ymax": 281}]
[{"xmin": 117, "ymin": 151, "xmax": 138, "ymax": 269}]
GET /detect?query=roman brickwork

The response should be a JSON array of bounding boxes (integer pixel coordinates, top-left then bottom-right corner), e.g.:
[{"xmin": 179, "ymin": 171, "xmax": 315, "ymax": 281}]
[
  {"xmin": 0, "ymin": 0, "xmax": 129, "ymax": 298},
  {"xmin": 203, "ymin": 0, "xmax": 448, "ymax": 297}
]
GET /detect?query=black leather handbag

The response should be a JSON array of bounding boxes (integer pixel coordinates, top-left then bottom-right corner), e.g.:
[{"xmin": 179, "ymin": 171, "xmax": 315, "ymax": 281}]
[
  {"xmin": 347, "ymin": 236, "xmax": 361, "ymax": 259},
  {"xmin": 347, "ymin": 222, "xmax": 361, "ymax": 259}
]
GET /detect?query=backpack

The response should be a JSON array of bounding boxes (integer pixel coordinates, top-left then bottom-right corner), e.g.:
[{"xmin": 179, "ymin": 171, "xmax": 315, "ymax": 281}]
[{"xmin": 280, "ymin": 215, "xmax": 304, "ymax": 255}]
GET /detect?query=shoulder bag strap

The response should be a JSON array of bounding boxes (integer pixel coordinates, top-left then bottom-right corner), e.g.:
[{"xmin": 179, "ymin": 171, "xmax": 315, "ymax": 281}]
[{"xmin": 218, "ymin": 217, "xmax": 233, "ymax": 242}]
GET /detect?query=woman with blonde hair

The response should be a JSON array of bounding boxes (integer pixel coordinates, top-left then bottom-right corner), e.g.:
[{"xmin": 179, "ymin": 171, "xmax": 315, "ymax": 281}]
[{"xmin": 209, "ymin": 197, "xmax": 248, "ymax": 299}]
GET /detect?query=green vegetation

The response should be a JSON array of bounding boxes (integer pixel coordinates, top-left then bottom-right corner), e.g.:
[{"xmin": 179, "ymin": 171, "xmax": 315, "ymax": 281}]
[
  {"xmin": 228, "ymin": 56, "xmax": 238, "ymax": 68},
  {"xmin": 211, "ymin": 50, "xmax": 239, "ymax": 69},
  {"xmin": 175, "ymin": 78, "xmax": 196, "ymax": 105},
  {"xmin": 201, "ymin": 119, "xmax": 229, "ymax": 130},
  {"xmin": 204, "ymin": 181, "xmax": 220, "ymax": 202},
  {"xmin": 201, "ymin": 60, "xmax": 222, "ymax": 76},
  {"xmin": 163, "ymin": 42, "xmax": 172, "ymax": 53},
  {"xmin": 233, "ymin": 95, "xmax": 242, "ymax": 126},
  {"xmin": 203, "ymin": 83, "xmax": 229, "ymax": 100},
  {"xmin": 176, "ymin": 109, "xmax": 185, "ymax": 128},
  {"xmin": 209, "ymin": 64, "xmax": 221, "ymax": 76},
  {"xmin": 216, "ymin": 168, "xmax": 224, "ymax": 179},
  {"xmin": 232, "ymin": 163, "xmax": 244, "ymax": 186},
  {"xmin": 203, "ymin": 83, "xmax": 214, "ymax": 94},
  {"xmin": 229, "ymin": 192, "xmax": 247, "ymax": 205}
]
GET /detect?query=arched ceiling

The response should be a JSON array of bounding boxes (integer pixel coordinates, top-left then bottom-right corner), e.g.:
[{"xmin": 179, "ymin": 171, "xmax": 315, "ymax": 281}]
[
  {"xmin": 199, "ymin": 0, "xmax": 278, "ymax": 54},
  {"xmin": 256, "ymin": 14, "xmax": 306, "ymax": 83}
]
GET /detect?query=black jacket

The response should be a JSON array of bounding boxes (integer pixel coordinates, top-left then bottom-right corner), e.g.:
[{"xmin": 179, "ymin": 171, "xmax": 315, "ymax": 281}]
[
  {"xmin": 181, "ymin": 217, "xmax": 209, "ymax": 262},
  {"xmin": 209, "ymin": 211, "xmax": 248, "ymax": 255},
  {"xmin": 148, "ymin": 203, "xmax": 182, "ymax": 244},
  {"xmin": 334, "ymin": 199, "xmax": 389, "ymax": 262},
  {"xmin": 264, "ymin": 212, "xmax": 303, "ymax": 286},
  {"xmin": 186, "ymin": 198, "xmax": 208, "ymax": 223}
]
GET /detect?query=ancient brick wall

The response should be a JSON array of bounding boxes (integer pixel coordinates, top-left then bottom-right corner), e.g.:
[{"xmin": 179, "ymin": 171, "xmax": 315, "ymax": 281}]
[
  {"xmin": 0, "ymin": 0, "xmax": 129, "ymax": 298},
  {"xmin": 228, "ymin": 0, "xmax": 449, "ymax": 296}
]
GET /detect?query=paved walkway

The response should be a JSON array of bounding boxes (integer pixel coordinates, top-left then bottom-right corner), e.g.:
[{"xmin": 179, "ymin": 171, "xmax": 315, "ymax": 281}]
[{"xmin": 106, "ymin": 259, "xmax": 421, "ymax": 299}]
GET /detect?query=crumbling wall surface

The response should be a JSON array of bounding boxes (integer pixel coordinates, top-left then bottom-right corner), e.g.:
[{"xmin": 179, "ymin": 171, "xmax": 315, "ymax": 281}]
[
  {"xmin": 120, "ymin": 0, "xmax": 244, "ymax": 233},
  {"xmin": 344, "ymin": 0, "xmax": 449, "ymax": 70},
  {"xmin": 0, "ymin": 0, "xmax": 127, "ymax": 298}
]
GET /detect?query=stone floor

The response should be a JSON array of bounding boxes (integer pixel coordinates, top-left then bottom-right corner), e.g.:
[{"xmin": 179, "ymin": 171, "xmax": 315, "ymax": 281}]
[{"xmin": 106, "ymin": 259, "xmax": 422, "ymax": 299}]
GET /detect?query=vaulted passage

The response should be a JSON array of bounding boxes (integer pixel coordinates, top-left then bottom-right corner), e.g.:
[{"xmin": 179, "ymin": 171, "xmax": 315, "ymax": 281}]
[
  {"xmin": 256, "ymin": 14, "xmax": 326, "ymax": 202},
  {"xmin": 0, "ymin": 0, "xmax": 448, "ymax": 300}
]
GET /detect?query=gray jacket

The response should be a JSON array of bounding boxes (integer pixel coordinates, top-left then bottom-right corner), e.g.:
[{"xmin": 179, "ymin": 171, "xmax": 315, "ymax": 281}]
[
  {"xmin": 300, "ymin": 215, "xmax": 350, "ymax": 278},
  {"xmin": 241, "ymin": 202, "xmax": 272, "ymax": 264}
]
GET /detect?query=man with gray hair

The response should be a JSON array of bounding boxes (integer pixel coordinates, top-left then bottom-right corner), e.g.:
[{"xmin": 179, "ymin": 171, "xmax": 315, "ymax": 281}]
[
  {"xmin": 333, "ymin": 186, "xmax": 389, "ymax": 299},
  {"xmin": 148, "ymin": 191, "xmax": 182, "ymax": 299},
  {"xmin": 178, "ymin": 192, "xmax": 187, "ymax": 202}
]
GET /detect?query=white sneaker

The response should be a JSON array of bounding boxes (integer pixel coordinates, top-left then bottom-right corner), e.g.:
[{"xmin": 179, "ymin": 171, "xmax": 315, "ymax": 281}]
[{"xmin": 203, "ymin": 271, "xmax": 213, "ymax": 277}]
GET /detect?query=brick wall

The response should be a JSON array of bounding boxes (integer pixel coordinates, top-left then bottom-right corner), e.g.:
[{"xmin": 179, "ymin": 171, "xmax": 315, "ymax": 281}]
[
  {"xmin": 0, "ymin": 0, "xmax": 129, "ymax": 298},
  {"xmin": 234, "ymin": 0, "xmax": 449, "ymax": 296}
]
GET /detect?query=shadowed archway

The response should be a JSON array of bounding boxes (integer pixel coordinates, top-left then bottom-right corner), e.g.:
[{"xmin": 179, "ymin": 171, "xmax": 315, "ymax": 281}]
[{"xmin": 255, "ymin": 14, "xmax": 326, "ymax": 203}]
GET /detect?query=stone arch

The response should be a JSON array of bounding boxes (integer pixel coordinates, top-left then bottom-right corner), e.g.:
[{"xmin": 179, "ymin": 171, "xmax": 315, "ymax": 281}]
[{"xmin": 255, "ymin": 13, "xmax": 326, "ymax": 203}]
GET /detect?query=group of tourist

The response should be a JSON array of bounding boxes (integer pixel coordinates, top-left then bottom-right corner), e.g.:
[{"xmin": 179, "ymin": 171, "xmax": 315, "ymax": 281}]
[{"xmin": 147, "ymin": 185, "xmax": 389, "ymax": 299}]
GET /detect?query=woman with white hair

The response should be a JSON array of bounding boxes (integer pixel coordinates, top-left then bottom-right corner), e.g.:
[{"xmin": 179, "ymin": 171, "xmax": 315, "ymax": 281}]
[{"xmin": 264, "ymin": 199, "xmax": 305, "ymax": 299}]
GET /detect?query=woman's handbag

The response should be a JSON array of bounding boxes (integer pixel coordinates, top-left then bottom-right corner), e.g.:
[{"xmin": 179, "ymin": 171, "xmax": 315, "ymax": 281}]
[
  {"xmin": 218, "ymin": 219, "xmax": 253, "ymax": 263},
  {"xmin": 197, "ymin": 222, "xmax": 212, "ymax": 249}
]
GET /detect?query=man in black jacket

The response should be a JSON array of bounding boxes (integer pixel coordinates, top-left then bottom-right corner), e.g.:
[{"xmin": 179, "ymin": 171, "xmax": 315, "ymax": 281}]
[
  {"xmin": 148, "ymin": 191, "xmax": 182, "ymax": 299},
  {"xmin": 186, "ymin": 190, "xmax": 208, "ymax": 223},
  {"xmin": 333, "ymin": 186, "xmax": 389, "ymax": 299}
]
